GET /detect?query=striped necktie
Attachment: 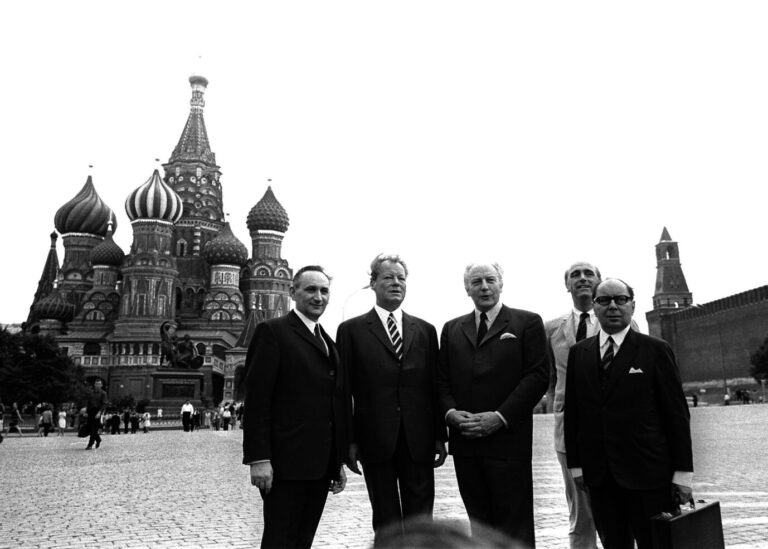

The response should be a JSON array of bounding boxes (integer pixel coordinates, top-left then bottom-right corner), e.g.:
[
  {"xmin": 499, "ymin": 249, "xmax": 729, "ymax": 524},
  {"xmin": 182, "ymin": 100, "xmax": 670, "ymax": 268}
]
[
  {"xmin": 601, "ymin": 336, "xmax": 615, "ymax": 372},
  {"xmin": 387, "ymin": 313, "xmax": 403, "ymax": 360}
]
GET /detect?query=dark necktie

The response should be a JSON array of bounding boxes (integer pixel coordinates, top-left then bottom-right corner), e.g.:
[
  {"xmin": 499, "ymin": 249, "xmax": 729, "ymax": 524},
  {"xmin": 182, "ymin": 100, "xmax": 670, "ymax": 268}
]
[
  {"xmin": 387, "ymin": 313, "xmax": 403, "ymax": 360},
  {"xmin": 576, "ymin": 312, "xmax": 589, "ymax": 342},
  {"xmin": 477, "ymin": 312, "xmax": 488, "ymax": 346},
  {"xmin": 314, "ymin": 324, "xmax": 328, "ymax": 356},
  {"xmin": 601, "ymin": 336, "xmax": 615, "ymax": 372}
]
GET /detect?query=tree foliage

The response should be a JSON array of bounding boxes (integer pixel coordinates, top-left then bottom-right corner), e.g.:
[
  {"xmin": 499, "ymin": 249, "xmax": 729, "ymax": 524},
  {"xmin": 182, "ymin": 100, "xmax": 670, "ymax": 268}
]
[
  {"xmin": 0, "ymin": 329, "xmax": 88, "ymax": 406},
  {"xmin": 749, "ymin": 333, "xmax": 768, "ymax": 382}
]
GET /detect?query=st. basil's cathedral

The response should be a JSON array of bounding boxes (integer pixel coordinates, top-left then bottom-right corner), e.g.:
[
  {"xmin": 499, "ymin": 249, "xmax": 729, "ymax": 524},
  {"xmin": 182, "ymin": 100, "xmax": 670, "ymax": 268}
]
[{"xmin": 24, "ymin": 75, "xmax": 292, "ymax": 408}]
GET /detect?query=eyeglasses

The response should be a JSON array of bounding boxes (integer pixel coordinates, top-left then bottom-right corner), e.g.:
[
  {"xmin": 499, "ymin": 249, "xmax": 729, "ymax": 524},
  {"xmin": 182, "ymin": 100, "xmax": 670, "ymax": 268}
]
[{"xmin": 594, "ymin": 295, "xmax": 632, "ymax": 306}]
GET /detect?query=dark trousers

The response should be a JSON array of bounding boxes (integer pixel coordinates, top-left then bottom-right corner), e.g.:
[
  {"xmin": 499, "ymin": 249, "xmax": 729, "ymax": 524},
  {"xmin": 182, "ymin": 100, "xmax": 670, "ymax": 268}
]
[
  {"xmin": 182, "ymin": 412, "xmax": 191, "ymax": 431},
  {"xmin": 454, "ymin": 455, "xmax": 535, "ymax": 549},
  {"xmin": 260, "ymin": 475, "xmax": 331, "ymax": 549},
  {"xmin": 362, "ymin": 427, "xmax": 435, "ymax": 535},
  {"xmin": 589, "ymin": 473, "xmax": 674, "ymax": 549},
  {"xmin": 86, "ymin": 413, "xmax": 101, "ymax": 448}
]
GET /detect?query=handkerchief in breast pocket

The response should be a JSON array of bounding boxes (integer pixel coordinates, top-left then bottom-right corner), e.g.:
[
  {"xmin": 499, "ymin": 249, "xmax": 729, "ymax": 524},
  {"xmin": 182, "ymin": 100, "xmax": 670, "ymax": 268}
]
[
  {"xmin": 628, "ymin": 367, "xmax": 644, "ymax": 374},
  {"xmin": 500, "ymin": 332, "xmax": 517, "ymax": 340}
]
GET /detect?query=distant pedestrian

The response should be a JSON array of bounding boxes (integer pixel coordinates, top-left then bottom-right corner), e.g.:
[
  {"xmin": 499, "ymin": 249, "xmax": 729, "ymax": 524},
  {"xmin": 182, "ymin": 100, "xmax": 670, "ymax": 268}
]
[
  {"xmin": 8, "ymin": 402, "xmax": 24, "ymax": 436},
  {"xmin": 0, "ymin": 399, "xmax": 5, "ymax": 442},
  {"xmin": 157, "ymin": 408, "xmax": 163, "ymax": 421},
  {"xmin": 181, "ymin": 400, "xmax": 193, "ymax": 432},
  {"xmin": 222, "ymin": 407, "xmax": 231, "ymax": 431},
  {"xmin": 123, "ymin": 409, "xmax": 130, "ymax": 434},
  {"xmin": 141, "ymin": 411, "xmax": 151, "ymax": 433},
  {"xmin": 692, "ymin": 393, "xmax": 698, "ymax": 407},
  {"xmin": 130, "ymin": 410, "xmax": 140, "ymax": 434},
  {"xmin": 85, "ymin": 380, "xmax": 108, "ymax": 450},
  {"xmin": 57, "ymin": 409, "xmax": 67, "ymax": 436},
  {"xmin": 40, "ymin": 406, "xmax": 53, "ymax": 437},
  {"xmin": 110, "ymin": 411, "xmax": 121, "ymax": 434}
]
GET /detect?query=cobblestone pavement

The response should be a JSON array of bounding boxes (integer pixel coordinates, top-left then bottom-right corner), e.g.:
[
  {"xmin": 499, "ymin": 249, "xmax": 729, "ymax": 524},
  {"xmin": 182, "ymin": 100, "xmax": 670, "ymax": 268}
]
[{"xmin": 1, "ymin": 405, "xmax": 766, "ymax": 548}]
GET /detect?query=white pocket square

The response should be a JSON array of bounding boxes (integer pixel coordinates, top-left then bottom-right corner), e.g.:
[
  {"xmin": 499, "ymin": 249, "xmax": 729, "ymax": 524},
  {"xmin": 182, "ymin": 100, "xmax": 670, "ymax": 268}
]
[
  {"xmin": 628, "ymin": 367, "xmax": 644, "ymax": 374},
  {"xmin": 500, "ymin": 332, "xmax": 517, "ymax": 340}
]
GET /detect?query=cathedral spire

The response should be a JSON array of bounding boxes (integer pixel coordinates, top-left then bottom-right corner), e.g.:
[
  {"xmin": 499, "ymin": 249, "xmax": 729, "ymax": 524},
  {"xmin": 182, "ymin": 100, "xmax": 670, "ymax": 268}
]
[
  {"xmin": 26, "ymin": 231, "xmax": 61, "ymax": 328},
  {"xmin": 169, "ymin": 75, "xmax": 216, "ymax": 165}
]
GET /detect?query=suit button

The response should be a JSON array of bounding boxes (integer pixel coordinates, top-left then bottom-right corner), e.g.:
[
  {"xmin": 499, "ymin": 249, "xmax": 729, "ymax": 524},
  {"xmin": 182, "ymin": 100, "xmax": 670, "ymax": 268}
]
[
  {"xmin": 396, "ymin": 406, "xmax": 401, "ymax": 412},
  {"xmin": 329, "ymin": 370, "xmax": 336, "ymax": 377}
]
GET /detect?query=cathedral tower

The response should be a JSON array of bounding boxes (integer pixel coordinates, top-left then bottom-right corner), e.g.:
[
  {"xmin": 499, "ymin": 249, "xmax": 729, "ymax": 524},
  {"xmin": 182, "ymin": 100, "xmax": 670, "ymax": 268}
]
[
  {"xmin": 163, "ymin": 75, "xmax": 224, "ymax": 319},
  {"xmin": 646, "ymin": 227, "xmax": 693, "ymax": 339},
  {"xmin": 114, "ymin": 169, "xmax": 183, "ymax": 339},
  {"xmin": 53, "ymin": 176, "xmax": 117, "ymax": 313},
  {"xmin": 243, "ymin": 186, "xmax": 293, "ymax": 323}
]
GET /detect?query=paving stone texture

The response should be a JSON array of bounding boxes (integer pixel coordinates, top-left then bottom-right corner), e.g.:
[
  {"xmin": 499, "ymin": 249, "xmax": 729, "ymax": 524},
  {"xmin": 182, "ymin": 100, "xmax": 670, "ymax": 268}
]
[{"xmin": 1, "ymin": 405, "xmax": 766, "ymax": 548}]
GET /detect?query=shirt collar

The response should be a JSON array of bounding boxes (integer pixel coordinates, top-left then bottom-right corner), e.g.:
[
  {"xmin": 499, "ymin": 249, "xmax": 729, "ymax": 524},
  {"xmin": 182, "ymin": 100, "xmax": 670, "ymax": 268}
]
[
  {"xmin": 599, "ymin": 324, "xmax": 632, "ymax": 348},
  {"xmin": 475, "ymin": 301, "xmax": 503, "ymax": 326},
  {"xmin": 294, "ymin": 309, "xmax": 319, "ymax": 334},
  {"xmin": 572, "ymin": 307, "xmax": 596, "ymax": 323},
  {"xmin": 374, "ymin": 304, "xmax": 402, "ymax": 327}
]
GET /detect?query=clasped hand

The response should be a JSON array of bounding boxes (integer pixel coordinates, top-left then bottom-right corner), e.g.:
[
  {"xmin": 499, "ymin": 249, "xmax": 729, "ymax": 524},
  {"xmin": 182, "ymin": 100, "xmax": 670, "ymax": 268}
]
[{"xmin": 447, "ymin": 410, "xmax": 503, "ymax": 438}]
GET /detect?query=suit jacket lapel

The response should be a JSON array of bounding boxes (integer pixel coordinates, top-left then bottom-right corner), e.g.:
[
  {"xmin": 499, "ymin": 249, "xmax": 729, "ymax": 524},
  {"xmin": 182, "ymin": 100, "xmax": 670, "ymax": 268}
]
[
  {"xmin": 481, "ymin": 306, "xmax": 510, "ymax": 346},
  {"xmin": 289, "ymin": 311, "xmax": 329, "ymax": 358},
  {"xmin": 365, "ymin": 309, "xmax": 398, "ymax": 359},
  {"xmin": 561, "ymin": 313, "xmax": 575, "ymax": 346},
  {"xmin": 401, "ymin": 311, "xmax": 415, "ymax": 358},
  {"xmin": 460, "ymin": 313, "xmax": 478, "ymax": 348},
  {"xmin": 604, "ymin": 329, "xmax": 639, "ymax": 397},
  {"xmin": 585, "ymin": 336, "xmax": 601, "ymax": 391}
]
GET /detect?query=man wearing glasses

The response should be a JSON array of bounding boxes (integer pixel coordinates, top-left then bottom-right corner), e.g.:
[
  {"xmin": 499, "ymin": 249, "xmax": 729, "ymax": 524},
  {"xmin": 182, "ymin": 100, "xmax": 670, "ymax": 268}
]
[{"xmin": 564, "ymin": 278, "xmax": 693, "ymax": 549}]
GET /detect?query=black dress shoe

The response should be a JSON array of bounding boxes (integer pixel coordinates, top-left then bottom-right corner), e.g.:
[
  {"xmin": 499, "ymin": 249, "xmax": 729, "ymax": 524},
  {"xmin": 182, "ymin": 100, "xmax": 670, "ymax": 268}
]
[
  {"xmin": 95, "ymin": 440, "xmax": 100, "ymax": 449},
  {"xmin": 85, "ymin": 446, "xmax": 92, "ymax": 450}
]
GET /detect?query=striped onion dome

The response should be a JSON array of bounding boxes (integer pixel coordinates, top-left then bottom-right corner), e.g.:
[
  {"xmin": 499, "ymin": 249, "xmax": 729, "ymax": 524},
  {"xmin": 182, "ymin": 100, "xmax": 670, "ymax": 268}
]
[
  {"xmin": 202, "ymin": 222, "xmax": 248, "ymax": 266},
  {"xmin": 90, "ymin": 223, "xmax": 125, "ymax": 266},
  {"xmin": 54, "ymin": 176, "xmax": 117, "ymax": 236},
  {"xmin": 246, "ymin": 186, "xmax": 289, "ymax": 233},
  {"xmin": 34, "ymin": 286, "xmax": 75, "ymax": 322},
  {"xmin": 125, "ymin": 169, "xmax": 183, "ymax": 222}
]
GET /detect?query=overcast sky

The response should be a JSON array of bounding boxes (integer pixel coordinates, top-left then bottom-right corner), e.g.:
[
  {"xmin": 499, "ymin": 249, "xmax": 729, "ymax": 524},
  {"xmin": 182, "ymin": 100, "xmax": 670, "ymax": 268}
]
[{"xmin": 2, "ymin": 1, "xmax": 767, "ymax": 336}]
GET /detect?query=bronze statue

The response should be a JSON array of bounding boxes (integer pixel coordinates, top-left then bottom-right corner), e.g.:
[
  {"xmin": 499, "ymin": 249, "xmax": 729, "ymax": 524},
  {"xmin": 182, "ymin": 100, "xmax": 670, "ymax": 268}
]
[{"xmin": 160, "ymin": 321, "xmax": 203, "ymax": 369}]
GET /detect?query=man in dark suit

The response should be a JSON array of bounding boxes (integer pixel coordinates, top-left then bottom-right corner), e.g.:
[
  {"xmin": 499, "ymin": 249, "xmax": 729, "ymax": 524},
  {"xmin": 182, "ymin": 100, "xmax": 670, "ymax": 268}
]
[
  {"xmin": 564, "ymin": 278, "xmax": 693, "ymax": 549},
  {"xmin": 242, "ymin": 265, "xmax": 348, "ymax": 549},
  {"xmin": 437, "ymin": 262, "xmax": 549, "ymax": 548},
  {"xmin": 85, "ymin": 379, "xmax": 108, "ymax": 450},
  {"xmin": 336, "ymin": 254, "xmax": 447, "ymax": 538}
]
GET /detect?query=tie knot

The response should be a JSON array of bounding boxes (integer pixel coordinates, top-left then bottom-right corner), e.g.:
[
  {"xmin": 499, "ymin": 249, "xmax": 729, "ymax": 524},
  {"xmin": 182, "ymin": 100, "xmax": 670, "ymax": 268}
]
[
  {"xmin": 580, "ymin": 312, "xmax": 590, "ymax": 321},
  {"xmin": 606, "ymin": 336, "xmax": 614, "ymax": 345},
  {"xmin": 314, "ymin": 324, "xmax": 321, "ymax": 337},
  {"xmin": 480, "ymin": 312, "xmax": 488, "ymax": 322}
]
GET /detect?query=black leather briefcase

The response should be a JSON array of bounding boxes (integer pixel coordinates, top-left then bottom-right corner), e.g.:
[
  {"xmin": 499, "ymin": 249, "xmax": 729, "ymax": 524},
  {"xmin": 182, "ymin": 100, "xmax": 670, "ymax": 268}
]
[{"xmin": 650, "ymin": 500, "xmax": 725, "ymax": 549}]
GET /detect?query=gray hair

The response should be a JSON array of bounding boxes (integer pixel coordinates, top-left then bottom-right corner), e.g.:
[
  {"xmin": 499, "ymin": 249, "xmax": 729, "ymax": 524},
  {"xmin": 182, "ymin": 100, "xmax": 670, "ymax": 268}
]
[
  {"xmin": 463, "ymin": 262, "xmax": 504, "ymax": 291},
  {"xmin": 369, "ymin": 254, "xmax": 408, "ymax": 285}
]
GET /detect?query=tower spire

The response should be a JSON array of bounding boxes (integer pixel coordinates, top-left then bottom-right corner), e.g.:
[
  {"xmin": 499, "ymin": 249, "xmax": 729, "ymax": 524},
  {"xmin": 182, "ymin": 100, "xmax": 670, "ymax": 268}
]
[
  {"xmin": 169, "ymin": 75, "xmax": 215, "ymax": 165},
  {"xmin": 646, "ymin": 227, "xmax": 693, "ymax": 339}
]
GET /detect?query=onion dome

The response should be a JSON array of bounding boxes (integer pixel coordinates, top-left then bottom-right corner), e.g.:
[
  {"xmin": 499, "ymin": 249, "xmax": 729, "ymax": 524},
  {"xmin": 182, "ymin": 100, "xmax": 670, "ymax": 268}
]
[
  {"xmin": 91, "ymin": 223, "xmax": 125, "ymax": 266},
  {"xmin": 125, "ymin": 169, "xmax": 183, "ymax": 223},
  {"xmin": 247, "ymin": 186, "xmax": 289, "ymax": 233},
  {"xmin": 34, "ymin": 286, "xmax": 75, "ymax": 322},
  {"xmin": 54, "ymin": 176, "xmax": 117, "ymax": 236},
  {"xmin": 203, "ymin": 222, "xmax": 248, "ymax": 266}
]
